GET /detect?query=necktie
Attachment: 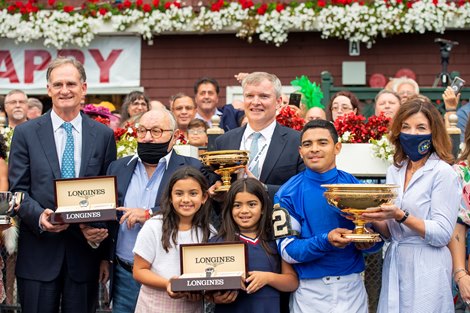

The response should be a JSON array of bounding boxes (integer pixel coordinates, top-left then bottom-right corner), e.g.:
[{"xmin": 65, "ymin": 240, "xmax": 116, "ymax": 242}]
[
  {"xmin": 61, "ymin": 122, "xmax": 75, "ymax": 178},
  {"xmin": 249, "ymin": 132, "xmax": 262, "ymax": 178}
]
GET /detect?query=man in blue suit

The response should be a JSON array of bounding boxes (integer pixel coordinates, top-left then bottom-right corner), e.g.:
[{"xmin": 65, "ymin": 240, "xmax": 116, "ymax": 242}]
[
  {"xmin": 215, "ymin": 72, "xmax": 304, "ymax": 200},
  {"xmin": 108, "ymin": 108, "xmax": 215, "ymax": 312},
  {"xmin": 8, "ymin": 57, "xmax": 117, "ymax": 313}
]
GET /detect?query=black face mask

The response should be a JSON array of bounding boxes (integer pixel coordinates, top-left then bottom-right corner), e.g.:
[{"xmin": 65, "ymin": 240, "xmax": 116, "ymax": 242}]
[{"xmin": 137, "ymin": 139, "xmax": 171, "ymax": 165}]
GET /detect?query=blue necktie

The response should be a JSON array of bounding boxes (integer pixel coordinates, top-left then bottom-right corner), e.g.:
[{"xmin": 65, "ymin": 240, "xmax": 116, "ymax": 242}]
[
  {"xmin": 249, "ymin": 132, "xmax": 262, "ymax": 178},
  {"xmin": 61, "ymin": 122, "xmax": 75, "ymax": 178}
]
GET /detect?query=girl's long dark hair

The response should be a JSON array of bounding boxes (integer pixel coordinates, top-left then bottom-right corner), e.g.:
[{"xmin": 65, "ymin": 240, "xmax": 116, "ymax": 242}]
[
  {"xmin": 158, "ymin": 166, "xmax": 212, "ymax": 252},
  {"xmin": 217, "ymin": 178, "xmax": 275, "ymax": 254}
]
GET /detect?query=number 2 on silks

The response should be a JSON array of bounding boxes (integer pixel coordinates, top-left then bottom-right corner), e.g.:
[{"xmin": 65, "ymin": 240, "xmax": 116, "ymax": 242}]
[{"xmin": 272, "ymin": 204, "xmax": 298, "ymax": 239}]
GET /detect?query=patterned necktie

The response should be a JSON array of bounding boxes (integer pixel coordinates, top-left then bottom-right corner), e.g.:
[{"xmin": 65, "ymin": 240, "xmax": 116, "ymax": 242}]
[
  {"xmin": 61, "ymin": 122, "xmax": 75, "ymax": 178},
  {"xmin": 249, "ymin": 132, "xmax": 262, "ymax": 178}
]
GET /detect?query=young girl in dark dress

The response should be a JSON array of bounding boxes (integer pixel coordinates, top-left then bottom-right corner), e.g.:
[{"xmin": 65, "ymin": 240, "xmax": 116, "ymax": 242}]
[{"xmin": 208, "ymin": 178, "xmax": 298, "ymax": 313}]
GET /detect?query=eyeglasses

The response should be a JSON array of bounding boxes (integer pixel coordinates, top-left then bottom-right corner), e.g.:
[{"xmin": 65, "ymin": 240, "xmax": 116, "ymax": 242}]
[
  {"xmin": 5, "ymin": 100, "xmax": 27, "ymax": 106},
  {"xmin": 136, "ymin": 127, "xmax": 173, "ymax": 139},
  {"xmin": 331, "ymin": 104, "xmax": 354, "ymax": 112},
  {"xmin": 188, "ymin": 129, "xmax": 206, "ymax": 135}
]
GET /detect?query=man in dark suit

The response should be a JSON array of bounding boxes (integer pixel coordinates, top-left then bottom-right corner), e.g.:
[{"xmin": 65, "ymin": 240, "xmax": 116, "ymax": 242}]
[
  {"xmin": 8, "ymin": 57, "xmax": 117, "ymax": 313},
  {"xmin": 108, "ymin": 109, "xmax": 215, "ymax": 313},
  {"xmin": 215, "ymin": 72, "xmax": 304, "ymax": 200}
]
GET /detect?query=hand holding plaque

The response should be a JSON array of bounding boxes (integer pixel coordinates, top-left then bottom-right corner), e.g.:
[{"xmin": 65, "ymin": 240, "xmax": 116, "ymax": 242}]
[
  {"xmin": 51, "ymin": 176, "xmax": 117, "ymax": 224},
  {"xmin": 171, "ymin": 242, "xmax": 247, "ymax": 292}
]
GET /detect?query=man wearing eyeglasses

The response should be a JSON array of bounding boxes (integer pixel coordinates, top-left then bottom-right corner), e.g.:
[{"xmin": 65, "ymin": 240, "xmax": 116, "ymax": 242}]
[
  {"xmin": 4, "ymin": 89, "xmax": 28, "ymax": 128},
  {"xmin": 106, "ymin": 108, "xmax": 215, "ymax": 313}
]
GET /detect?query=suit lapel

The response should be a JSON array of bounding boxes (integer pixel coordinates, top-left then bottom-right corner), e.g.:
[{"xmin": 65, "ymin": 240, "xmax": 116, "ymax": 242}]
[
  {"xmin": 118, "ymin": 157, "xmax": 139, "ymax": 206},
  {"xmin": 260, "ymin": 124, "xmax": 288, "ymax": 182},
  {"xmin": 37, "ymin": 113, "xmax": 61, "ymax": 179},
  {"xmin": 227, "ymin": 126, "xmax": 245, "ymax": 150},
  {"xmin": 79, "ymin": 115, "xmax": 97, "ymax": 177}
]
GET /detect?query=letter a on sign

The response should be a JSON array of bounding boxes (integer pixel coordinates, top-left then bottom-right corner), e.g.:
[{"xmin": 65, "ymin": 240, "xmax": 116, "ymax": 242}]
[{"xmin": 349, "ymin": 41, "xmax": 360, "ymax": 56}]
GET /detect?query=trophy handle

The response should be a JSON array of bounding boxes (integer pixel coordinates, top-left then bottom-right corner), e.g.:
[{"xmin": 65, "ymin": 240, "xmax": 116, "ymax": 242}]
[{"xmin": 7, "ymin": 191, "xmax": 23, "ymax": 217}]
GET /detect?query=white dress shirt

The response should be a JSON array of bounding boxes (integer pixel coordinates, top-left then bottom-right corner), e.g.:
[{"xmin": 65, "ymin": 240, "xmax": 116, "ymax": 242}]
[
  {"xmin": 51, "ymin": 110, "xmax": 82, "ymax": 177},
  {"xmin": 240, "ymin": 120, "xmax": 277, "ymax": 177}
]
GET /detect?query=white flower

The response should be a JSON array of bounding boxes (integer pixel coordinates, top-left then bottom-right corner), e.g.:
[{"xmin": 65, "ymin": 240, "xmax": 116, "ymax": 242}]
[
  {"xmin": 0, "ymin": 0, "xmax": 469, "ymax": 48},
  {"xmin": 370, "ymin": 136, "xmax": 395, "ymax": 163}
]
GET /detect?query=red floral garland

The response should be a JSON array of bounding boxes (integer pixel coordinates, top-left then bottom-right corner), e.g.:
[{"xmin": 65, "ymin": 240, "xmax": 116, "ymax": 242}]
[{"xmin": 334, "ymin": 112, "xmax": 390, "ymax": 143}]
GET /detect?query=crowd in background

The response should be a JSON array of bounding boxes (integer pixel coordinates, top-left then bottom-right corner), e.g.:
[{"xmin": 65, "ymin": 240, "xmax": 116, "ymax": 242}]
[{"xmin": 0, "ymin": 58, "xmax": 469, "ymax": 313}]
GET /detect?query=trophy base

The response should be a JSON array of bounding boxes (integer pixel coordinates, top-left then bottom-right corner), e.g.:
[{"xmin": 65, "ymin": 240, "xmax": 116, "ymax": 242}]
[
  {"xmin": 215, "ymin": 185, "xmax": 230, "ymax": 193},
  {"xmin": 343, "ymin": 233, "xmax": 381, "ymax": 243}
]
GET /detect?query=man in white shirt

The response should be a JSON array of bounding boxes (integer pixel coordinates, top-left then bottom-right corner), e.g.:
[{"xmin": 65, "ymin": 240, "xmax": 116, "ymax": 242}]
[{"xmin": 215, "ymin": 72, "xmax": 304, "ymax": 199}]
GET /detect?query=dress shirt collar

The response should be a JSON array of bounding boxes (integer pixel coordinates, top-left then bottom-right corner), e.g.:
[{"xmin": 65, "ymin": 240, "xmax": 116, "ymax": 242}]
[
  {"xmin": 392, "ymin": 152, "xmax": 439, "ymax": 175},
  {"xmin": 51, "ymin": 109, "xmax": 82, "ymax": 133},
  {"xmin": 244, "ymin": 120, "xmax": 277, "ymax": 141}
]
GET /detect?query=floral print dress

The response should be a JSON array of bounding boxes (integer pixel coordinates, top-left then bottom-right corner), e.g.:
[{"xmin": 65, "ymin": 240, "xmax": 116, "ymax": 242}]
[{"xmin": 453, "ymin": 161, "xmax": 470, "ymax": 313}]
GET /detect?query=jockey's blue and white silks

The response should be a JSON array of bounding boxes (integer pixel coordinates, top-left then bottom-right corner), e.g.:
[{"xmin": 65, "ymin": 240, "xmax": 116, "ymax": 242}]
[{"xmin": 274, "ymin": 167, "xmax": 378, "ymax": 279}]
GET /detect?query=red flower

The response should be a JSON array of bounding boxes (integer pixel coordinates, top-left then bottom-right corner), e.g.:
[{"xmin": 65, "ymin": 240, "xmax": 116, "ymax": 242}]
[
  {"xmin": 123, "ymin": 0, "xmax": 132, "ymax": 8},
  {"xmin": 276, "ymin": 106, "xmax": 306, "ymax": 131},
  {"xmin": 239, "ymin": 0, "xmax": 253, "ymax": 9},
  {"xmin": 114, "ymin": 128, "xmax": 127, "ymax": 141},
  {"xmin": 432, "ymin": 0, "xmax": 438, "ymax": 4},
  {"xmin": 94, "ymin": 116, "xmax": 110, "ymax": 126},
  {"xmin": 164, "ymin": 1, "xmax": 171, "ymax": 9},
  {"xmin": 7, "ymin": 5, "xmax": 16, "ymax": 12},
  {"xmin": 117, "ymin": 3, "xmax": 124, "ymax": 10},
  {"xmin": 173, "ymin": 1, "xmax": 181, "ymax": 8},
  {"xmin": 176, "ymin": 133, "xmax": 188, "ymax": 145},
  {"xmin": 275, "ymin": 3, "xmax": 285, "ymax": 12},
  {"xmin": 99, "ymin": 7, "xmax": 108, "ymax": 15},
  {"xmin": 136, "ymin": 0, "xmax": 143, "ymax": 7},
  {"xmin": 142, "ymin": 3, "xmax": 152, "ymax": 11},
  {"xmin": 63, "ymin": 6, "xmax": 74, "ymax": 12},
  {"xmin": 318, "ymin": 0, "xmax": 326, "ymax": 7},
  {"xmin": 257, "ymin": 3, "xmax": 268, "ymax": 15},
  {"xmin": 48, "ymin": 0, "xmax": 55, "ymax": 6},
  {"xmin": 153, "ymin": 0, "xmax": 159, "ymax": 7},
  {"xmin": 334, "ymin": 113, "xmax": 390, "ymax": 143},
  {"xmin": 406, "ymin": 1, "xmax": 413, "ymax": 8},
  {"xmin": 211, "ymin": 0, "xmax": 224, "ymax": 11}
]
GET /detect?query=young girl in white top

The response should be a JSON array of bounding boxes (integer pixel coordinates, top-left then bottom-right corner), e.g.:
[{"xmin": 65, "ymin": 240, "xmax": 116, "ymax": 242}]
[{"xmin": 132, "ymin": 166, "xmax": 214, "ymax": 313}]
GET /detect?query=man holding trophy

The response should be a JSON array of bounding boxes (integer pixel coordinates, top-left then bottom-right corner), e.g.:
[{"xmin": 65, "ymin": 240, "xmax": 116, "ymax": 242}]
[
  {"xmin": 274, "ymin": 120, "xmax": 380, "ymax": 313},
  {"xmin": 8, "ymin": 57, "xmax": 117, "ymax": 313},
  {"xmin": 215, "ymin": 72, "xmax": 304, "ymax": 200}
]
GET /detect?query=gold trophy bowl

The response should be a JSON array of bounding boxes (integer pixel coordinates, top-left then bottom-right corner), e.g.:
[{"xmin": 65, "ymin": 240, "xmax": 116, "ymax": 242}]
[
  {"xmin": 200, "ymin": 150, "xmax": 249, "ymax": 192},
  {"xmin": 322, "ymin": 184, "xmax": 399, "ymax": 242}
]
